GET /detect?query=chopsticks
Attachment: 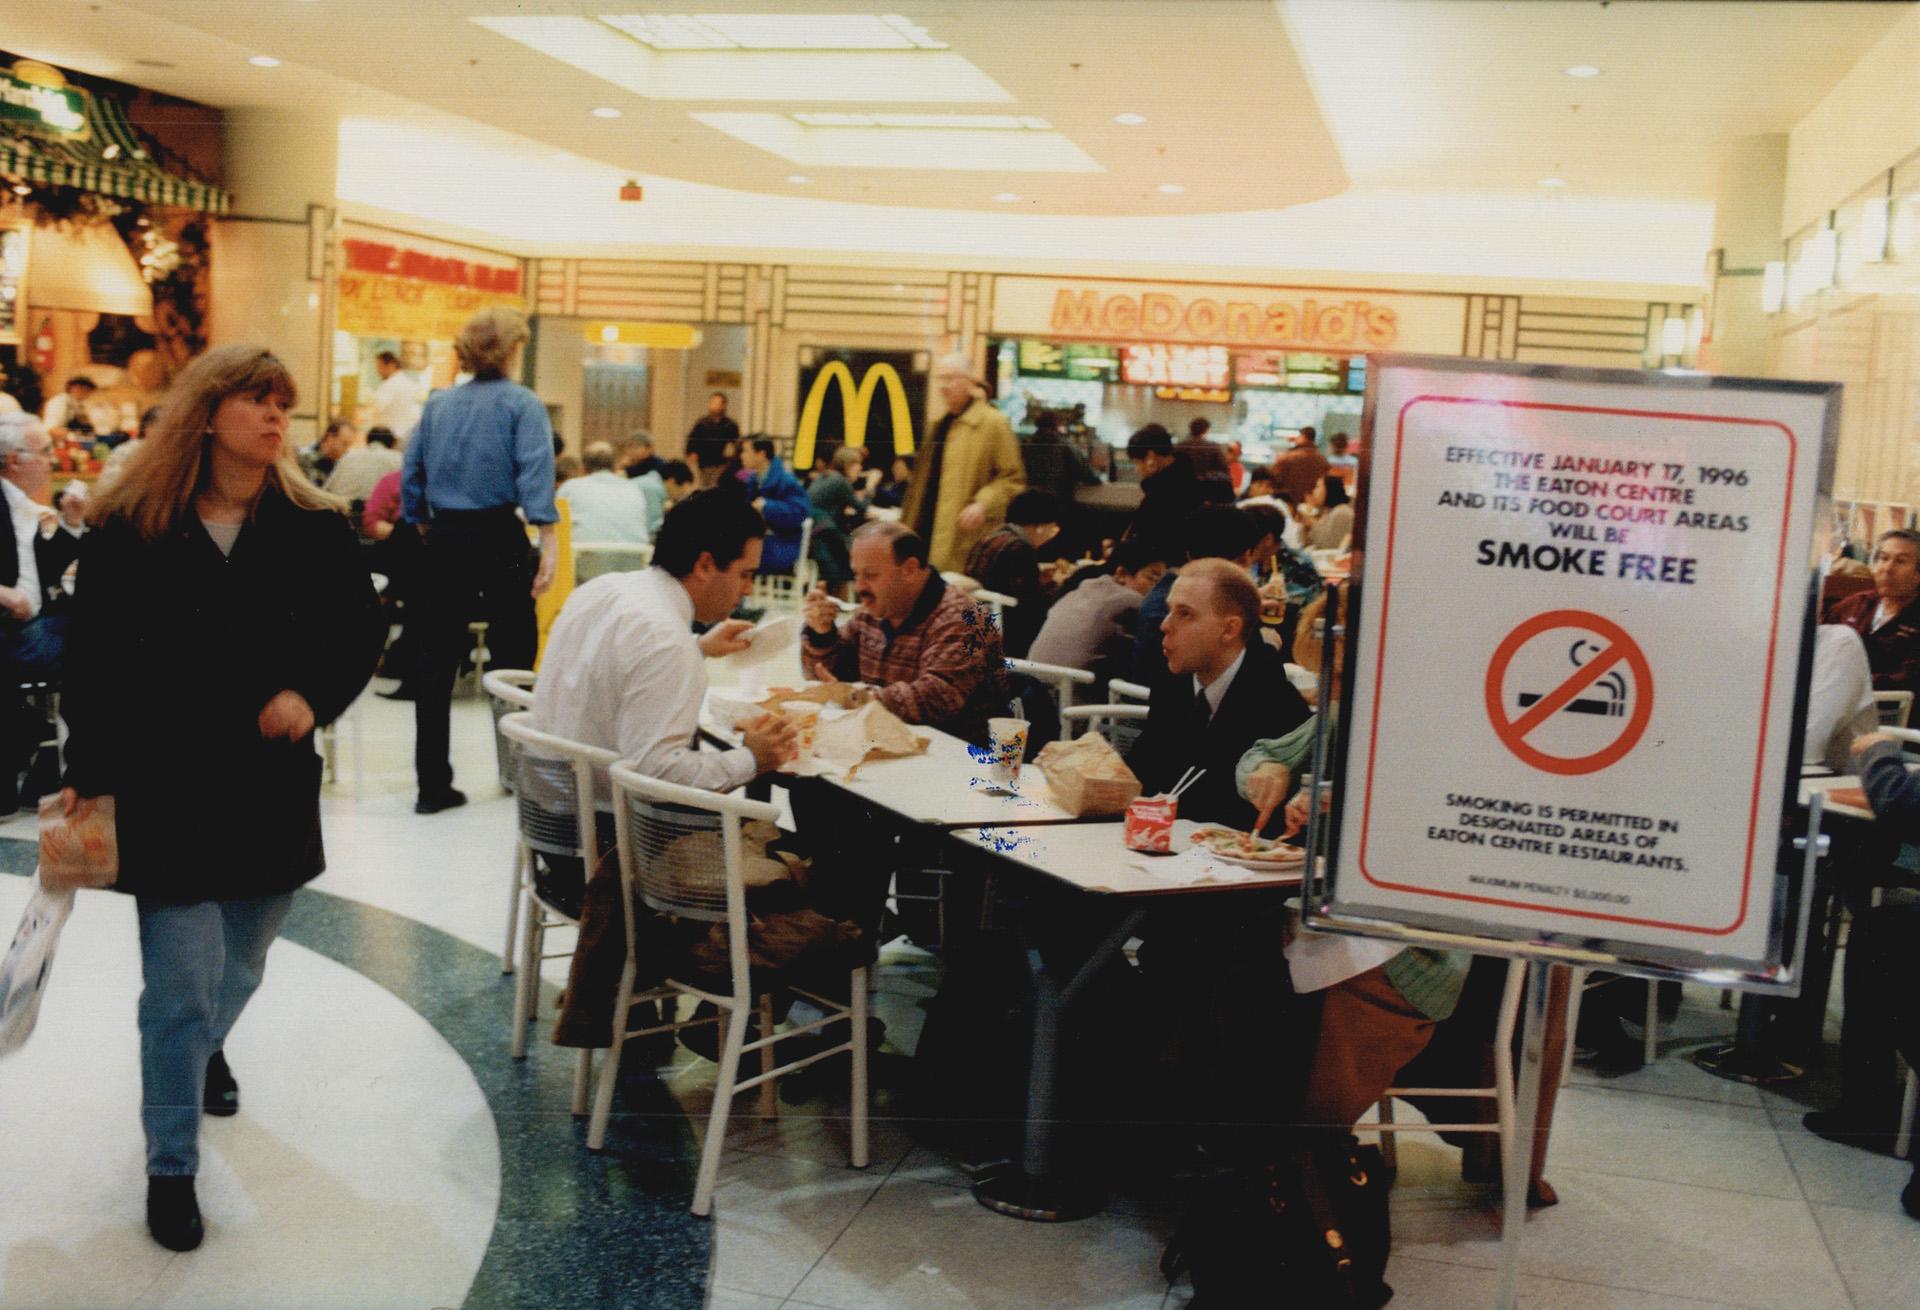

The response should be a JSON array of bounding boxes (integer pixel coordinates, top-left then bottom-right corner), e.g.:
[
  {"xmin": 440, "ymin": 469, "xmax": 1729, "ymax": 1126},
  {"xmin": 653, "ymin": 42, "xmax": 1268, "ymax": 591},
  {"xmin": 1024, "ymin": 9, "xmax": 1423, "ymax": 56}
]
[{"xmin": 1169, "ymin": 767, "xmax": 1206, "ymax": 800}]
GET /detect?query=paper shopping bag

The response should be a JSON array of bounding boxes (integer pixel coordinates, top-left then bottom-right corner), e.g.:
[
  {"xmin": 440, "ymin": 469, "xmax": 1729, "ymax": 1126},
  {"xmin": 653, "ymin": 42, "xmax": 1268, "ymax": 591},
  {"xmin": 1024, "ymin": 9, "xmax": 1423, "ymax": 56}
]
[{"xmin": 0, "ymin": 876, "xmax": 76, "ymax": 1059}]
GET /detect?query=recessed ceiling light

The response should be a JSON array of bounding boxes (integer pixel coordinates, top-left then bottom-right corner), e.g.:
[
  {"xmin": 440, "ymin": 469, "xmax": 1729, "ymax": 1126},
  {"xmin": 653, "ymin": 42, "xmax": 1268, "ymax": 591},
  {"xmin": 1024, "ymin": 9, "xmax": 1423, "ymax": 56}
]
[
  {"xmin": 1113, "ymin": 112, "xmax": 1146, "ymax": 126},
  {"xmin": 591, "ymin": 106, "xmax": 622, "ymax": 118},
  {"xmin": 1565, "ymin": 64, "xmax": 1601, "ymax": 78},
  {"xmin": 1539, "ymin": 176, "xmax": 1568, "ymax": 188},
  {"xmin": 1157, "ymin": 183, "xmax": 1186, "ymax": 195},
  {"xmin": 786, "ymin": 174, "xmax": 811, "ymax": 184},
  {"xmin": 993, "ymin": 192, "xmax": 1021, "ymax": 202},
  {"xmin": 248, "ymin": 54, "xmax": 281, "ymax": 67}
]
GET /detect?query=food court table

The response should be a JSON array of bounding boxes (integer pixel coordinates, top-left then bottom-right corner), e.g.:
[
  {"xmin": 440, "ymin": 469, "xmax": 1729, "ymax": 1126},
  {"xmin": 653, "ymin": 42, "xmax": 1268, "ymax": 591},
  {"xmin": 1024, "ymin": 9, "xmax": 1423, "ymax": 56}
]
[
  {"xmin": 700, "ymin": 692, "xmax": 1086, "ymax": 828},
  {"xmin": 948, "ymin": 820, "xmax": 1303, "ymax": 1220}
]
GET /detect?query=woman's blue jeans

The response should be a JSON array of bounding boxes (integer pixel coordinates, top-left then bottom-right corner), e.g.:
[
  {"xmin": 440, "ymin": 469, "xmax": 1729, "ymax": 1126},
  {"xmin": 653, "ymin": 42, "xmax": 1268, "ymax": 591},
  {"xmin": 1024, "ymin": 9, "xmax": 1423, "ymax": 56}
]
[{"xmin": 135, "ymin": 893, "xmax": 295, "ymax": 1177}]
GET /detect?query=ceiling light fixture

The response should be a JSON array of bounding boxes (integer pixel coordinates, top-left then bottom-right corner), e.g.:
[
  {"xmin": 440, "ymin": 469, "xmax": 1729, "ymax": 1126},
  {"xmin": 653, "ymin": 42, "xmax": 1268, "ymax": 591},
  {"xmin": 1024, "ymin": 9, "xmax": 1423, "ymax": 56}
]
[
  {"xmin": 993, "ymin": 192, "xmax": 1021, "ymax": 202},
  {"xmin": 591, "ymin": 106, "xmax": 622, "ymax": 118},
  {"xmin": 790, "ymin": 112, "xmax": 1050, "ymax": 131},
  {"xmin": 248, "ymin": 55, "xmax": 282, "ymax": 67},
  {"xmin": 786, "ymin": 174, "xmax": 811, "ymax": 184},
  {"xmin": 1157, "ymin": 183, "xmax": 1185, "ymax": 194},
  {"xmin": 1538, "ymin": 176, "xmax": 1567, "ymax": 188},
  {"xmin": 1565, "ymin": 64, "xmax": 1600, "ymax": 78},
  {"xmin": 1113, "ymin": 112, "xmax": 1146, "ymax": 126},
  {"xmin": 10, "ymin": 183, "xmax": 29, "ymax": 197}
]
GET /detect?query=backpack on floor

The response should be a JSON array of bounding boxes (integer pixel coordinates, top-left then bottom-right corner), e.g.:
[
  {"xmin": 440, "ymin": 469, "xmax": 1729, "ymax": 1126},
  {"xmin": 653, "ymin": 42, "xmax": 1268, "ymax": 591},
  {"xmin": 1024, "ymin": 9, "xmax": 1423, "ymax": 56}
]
[{"xmin": 1161, "ymin": 1131, "xmax": 1393, "ymax": 1310}]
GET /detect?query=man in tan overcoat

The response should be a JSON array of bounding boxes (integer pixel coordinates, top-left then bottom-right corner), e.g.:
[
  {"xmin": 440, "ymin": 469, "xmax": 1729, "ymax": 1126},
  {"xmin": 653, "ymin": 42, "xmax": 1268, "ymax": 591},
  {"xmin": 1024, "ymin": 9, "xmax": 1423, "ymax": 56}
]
[{"xmin": 902, "ymin": 351, "xmax": 1026, "ymax": 574}]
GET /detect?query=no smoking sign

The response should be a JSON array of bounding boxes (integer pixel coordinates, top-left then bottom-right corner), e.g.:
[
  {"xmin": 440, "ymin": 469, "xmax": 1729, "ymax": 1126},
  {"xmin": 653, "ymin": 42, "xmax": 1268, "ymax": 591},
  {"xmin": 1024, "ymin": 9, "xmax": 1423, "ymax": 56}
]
[{"xmin": 1483, "ymin": 610, "xmax": 1654, "ymax": 776}]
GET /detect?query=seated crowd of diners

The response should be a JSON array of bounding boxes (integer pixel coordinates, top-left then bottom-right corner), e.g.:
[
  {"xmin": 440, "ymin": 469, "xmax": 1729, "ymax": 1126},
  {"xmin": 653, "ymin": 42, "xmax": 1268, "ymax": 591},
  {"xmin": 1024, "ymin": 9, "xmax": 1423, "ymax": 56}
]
[{"xmin": 508, "ymin": 447, "xmax": 1549, "ymax": 1209}]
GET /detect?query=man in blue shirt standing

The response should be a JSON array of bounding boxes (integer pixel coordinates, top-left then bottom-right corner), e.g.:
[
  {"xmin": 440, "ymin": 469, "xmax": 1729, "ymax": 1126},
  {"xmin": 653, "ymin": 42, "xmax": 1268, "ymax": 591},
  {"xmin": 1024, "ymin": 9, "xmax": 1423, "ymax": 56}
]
[{"xmin": 401, "ymin": 307, "xmax": 557, "ymax": 814}]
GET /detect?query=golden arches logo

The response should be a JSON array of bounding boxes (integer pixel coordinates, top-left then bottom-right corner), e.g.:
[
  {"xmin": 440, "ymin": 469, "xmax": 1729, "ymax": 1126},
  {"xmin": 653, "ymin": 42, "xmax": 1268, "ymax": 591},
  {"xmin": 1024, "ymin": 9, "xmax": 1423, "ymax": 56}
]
[{"xmin": 794, "ymin": 361, "xmax": 915, "ymax": 472}]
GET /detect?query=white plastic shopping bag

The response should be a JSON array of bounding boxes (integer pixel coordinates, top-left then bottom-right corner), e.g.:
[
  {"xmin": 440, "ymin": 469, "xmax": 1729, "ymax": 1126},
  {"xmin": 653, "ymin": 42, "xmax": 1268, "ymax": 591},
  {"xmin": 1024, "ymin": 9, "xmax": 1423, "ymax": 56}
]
[{"xmin": 0, "ymin": 874, "xmax": 76, "ymax": 1059}]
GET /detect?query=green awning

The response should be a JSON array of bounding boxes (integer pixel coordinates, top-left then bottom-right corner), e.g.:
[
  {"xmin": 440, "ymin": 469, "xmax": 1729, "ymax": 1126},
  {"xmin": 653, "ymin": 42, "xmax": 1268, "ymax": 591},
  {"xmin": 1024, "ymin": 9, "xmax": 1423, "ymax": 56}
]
[{"xmin": 0, "ymin": 87, "xmax": 228, "ymax": 213}]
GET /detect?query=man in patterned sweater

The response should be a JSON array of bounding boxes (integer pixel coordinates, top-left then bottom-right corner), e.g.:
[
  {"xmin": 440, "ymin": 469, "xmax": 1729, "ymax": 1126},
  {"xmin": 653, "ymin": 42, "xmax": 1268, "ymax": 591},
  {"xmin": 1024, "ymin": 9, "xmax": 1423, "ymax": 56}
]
[{"xmin": 801, "ymin": 519, "xmax": 1009, "ymax": 746}]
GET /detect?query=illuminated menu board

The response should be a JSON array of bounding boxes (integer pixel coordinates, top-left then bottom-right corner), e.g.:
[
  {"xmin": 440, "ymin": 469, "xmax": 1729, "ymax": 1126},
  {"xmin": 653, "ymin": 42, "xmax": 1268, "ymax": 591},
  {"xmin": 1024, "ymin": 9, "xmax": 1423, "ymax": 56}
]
[
  {"xmin": 1121, "ymin": 343, "xmax": 1230, "ymax": 388},
  {"xmin": 1016, "ymin": 339, "xmax": 1119, "ymax": 380}
]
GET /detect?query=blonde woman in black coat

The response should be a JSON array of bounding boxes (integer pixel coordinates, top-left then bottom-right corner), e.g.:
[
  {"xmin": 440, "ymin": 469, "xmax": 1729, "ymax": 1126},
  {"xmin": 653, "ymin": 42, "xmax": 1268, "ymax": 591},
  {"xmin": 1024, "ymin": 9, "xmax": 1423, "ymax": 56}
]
[{"xmin": 58, "ymin": 345, "xmax": 385, "ymax": 1252}]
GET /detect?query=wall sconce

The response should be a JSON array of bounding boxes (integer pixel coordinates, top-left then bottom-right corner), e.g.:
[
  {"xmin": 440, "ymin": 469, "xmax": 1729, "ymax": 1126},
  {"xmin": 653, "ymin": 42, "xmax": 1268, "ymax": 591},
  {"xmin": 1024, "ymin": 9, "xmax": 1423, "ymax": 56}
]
[{"xmin": 1761, "ymin": 261, "xmax": 1785, "ymax": 313}]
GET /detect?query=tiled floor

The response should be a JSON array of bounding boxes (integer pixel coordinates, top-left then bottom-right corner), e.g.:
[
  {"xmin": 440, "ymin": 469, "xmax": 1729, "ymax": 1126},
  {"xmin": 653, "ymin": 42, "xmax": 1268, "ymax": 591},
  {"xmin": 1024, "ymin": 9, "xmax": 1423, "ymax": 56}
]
[{"xmin": 2, "ymin": 688, "xmax": 1916, "ymax": 1308}]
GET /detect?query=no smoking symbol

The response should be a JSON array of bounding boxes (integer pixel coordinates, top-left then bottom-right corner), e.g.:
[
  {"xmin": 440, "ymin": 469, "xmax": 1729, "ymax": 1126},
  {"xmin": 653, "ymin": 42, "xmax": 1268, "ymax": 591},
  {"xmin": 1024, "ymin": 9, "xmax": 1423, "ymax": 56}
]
[{"xmin": 1483, "ymin": 610, "xmax": 1654, "ymax": 776}]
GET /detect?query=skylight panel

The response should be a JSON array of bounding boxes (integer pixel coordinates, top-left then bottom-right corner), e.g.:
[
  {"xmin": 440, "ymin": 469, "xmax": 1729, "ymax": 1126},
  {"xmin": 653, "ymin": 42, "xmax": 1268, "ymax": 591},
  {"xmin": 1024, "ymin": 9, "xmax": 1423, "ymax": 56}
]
[
  {"xmin": 789, "ymin": 113, "xmax": 1054, "ymax": 131},
  {"xmin": 598, "ymin": 13, "xmax": 948, "ymax": 51}
]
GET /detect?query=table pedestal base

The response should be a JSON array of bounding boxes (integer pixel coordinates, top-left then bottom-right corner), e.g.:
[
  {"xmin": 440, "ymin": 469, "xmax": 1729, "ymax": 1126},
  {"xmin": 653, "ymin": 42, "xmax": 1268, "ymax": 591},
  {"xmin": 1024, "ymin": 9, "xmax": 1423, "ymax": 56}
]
[{"xmin": 972, "ymin": 1167, "xmax": 1102, "ymax": 1223}]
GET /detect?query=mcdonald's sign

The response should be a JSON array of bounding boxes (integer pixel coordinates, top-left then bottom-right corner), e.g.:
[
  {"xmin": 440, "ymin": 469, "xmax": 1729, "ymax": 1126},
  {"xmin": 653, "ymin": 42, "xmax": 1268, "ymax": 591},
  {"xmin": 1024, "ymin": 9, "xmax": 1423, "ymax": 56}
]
[{"xmin": 794, "ymin": 360, "xmax": 917, "ymax": 473}]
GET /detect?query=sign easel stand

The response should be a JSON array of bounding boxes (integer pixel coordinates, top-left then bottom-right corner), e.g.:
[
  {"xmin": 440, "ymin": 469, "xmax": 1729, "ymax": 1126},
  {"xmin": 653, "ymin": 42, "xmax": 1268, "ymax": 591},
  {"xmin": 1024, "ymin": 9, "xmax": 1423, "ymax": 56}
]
[{"xmin": 1481, "ymin": 794, "xmax": 1828, "ymax": 1310}]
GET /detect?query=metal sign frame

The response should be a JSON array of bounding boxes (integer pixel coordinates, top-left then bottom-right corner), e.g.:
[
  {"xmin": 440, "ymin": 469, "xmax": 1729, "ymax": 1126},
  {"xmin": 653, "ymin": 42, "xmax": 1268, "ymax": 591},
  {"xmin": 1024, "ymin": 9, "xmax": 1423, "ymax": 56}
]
[{"xmin": 1303, "ymin": 353, "xmax": 1842, "ymax": 995}]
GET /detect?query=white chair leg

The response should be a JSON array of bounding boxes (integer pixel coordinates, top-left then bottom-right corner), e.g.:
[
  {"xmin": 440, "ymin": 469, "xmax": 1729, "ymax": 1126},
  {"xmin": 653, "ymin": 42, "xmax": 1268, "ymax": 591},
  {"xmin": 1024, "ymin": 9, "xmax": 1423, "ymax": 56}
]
[
  {"xmin": 694, "ymin": 1005, "xmax": 746, "ymax": 1217},
  {"xmin": 1643, "ymin": 980, "xmax": 1660, "ymax": 1067},
  {"xmin": 850, "ymin": 966, "xmax": 870, "ymax": 1169},
  {"xmin": 1898, "ymin": 1066, "xmax": 1919, "ymax": 1161},
  {"xmin": 757, "ymin": 995, "xmax": 778, "ymax": 1119},
  {"xmin": 1560, "ymin": 967, "xmax": 1588, "ymax": 1085},
  {"xmin": 1377, "ymin": 1098, "xmax": 1398, "ymax": 1171},
  {"xmin": 572, "ymin": 1048, "xmax": 593, "ymax": 1117},
  {"xmin": 501, "ymin": 844, "xmax": 525, "ymax": 974},
  {"xmin": 510, "ymin": 896, "xmax": 537, "ymax": 1058}
]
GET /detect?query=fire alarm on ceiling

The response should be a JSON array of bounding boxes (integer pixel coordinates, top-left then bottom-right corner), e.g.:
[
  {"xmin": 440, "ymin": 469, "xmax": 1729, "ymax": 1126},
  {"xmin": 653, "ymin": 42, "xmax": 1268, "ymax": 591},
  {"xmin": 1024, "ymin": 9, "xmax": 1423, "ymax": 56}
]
[{"xmin": 619, "ymin": 179, "xmax": 644, "ymax": 202}]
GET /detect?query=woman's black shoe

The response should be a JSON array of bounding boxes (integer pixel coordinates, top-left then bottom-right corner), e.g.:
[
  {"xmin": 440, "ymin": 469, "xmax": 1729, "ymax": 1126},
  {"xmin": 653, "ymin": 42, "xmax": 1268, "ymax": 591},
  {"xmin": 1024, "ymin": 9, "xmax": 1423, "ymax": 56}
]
[
  {"xmin": 204, "ymin": 1051, "xmax": 239, "ymax": 1117},
  {"xmin": 1903, "ymin": 1167, "xmax": 1920, "ymax": 1221},
  {"xmin": 146, "ymin": 1176, "xmax": 204, "ymax": 1252}
]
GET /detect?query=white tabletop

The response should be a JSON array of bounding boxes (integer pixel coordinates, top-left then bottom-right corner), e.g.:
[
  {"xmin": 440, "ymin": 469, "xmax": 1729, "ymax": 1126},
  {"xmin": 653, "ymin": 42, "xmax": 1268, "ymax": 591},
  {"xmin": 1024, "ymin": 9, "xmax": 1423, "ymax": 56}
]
[
  {"xmin": 700, "ymin": 691, "xmax": 1084, "ymax": 827},
  {"xmin": 1799, "ymin": 773, "xmax": 1873, "ymax": 822},
  {"xmin": 950, "ymin": 820, "xmax": 1305, "ymax": 898}
]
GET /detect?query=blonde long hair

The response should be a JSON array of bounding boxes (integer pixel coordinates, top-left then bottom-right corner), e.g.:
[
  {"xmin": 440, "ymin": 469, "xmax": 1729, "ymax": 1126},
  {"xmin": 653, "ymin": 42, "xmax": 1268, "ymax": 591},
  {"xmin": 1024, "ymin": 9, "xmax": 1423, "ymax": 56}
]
[{"xmin": 88, "ymin": 345, "xmax": 343, "ymax": 539}]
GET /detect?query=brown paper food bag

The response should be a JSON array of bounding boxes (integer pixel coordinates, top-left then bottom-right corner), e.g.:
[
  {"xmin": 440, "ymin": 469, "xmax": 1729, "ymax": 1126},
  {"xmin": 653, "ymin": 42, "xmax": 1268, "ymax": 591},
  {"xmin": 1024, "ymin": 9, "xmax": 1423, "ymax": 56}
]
[
  {"xmin": 37, "ymin": 793, "xmax": 118, "ymax": 893},
  {"xmin": 1035, "ymin": 734, "xmax": 1141, "ymax": 817}
]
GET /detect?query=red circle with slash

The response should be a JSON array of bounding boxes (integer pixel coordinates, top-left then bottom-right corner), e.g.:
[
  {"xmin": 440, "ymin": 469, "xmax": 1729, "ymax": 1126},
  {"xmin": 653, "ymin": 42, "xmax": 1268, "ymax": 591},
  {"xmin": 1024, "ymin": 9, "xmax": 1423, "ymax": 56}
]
[{"xmin": 1483, "ymin": 610, "xmax": 1654, "ymax": 776}]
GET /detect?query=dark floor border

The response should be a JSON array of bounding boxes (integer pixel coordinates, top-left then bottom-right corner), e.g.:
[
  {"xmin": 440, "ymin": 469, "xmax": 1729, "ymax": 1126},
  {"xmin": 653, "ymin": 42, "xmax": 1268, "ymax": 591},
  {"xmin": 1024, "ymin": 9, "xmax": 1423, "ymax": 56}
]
[{"xmin": 1, "ymin": 842, "xmax": 711, "ymax": 1310}]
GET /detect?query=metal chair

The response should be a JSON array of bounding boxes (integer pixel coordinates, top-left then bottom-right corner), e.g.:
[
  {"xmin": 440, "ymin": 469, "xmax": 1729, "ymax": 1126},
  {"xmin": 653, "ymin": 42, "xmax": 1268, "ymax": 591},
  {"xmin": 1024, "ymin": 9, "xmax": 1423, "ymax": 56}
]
[
  {"xmin": 1005, "ymin": 657, "xmax": 1095, "ymax": 716},
  {"xmin": 1108, "ymin": 677, "xmax": 1152, "ymax": 705},
  {"xmin": 1061, "ymin": 702, "xmax": 1151, "ymax": 759},
  {"xmin": 1874, "ymin": 690, "xmax": 1913, "ymax": 728},
  {"xmin": 573, "ymin": 540, "xmax": 652, "ymax": 586},
  {"xmin": 496, "ymin": 712, "xmax": 618, "ymax": 1117},
  {"xmin": 483, "ymin": 670, "xmax": 537, "ymax": 972},
  {"xmin": 939, "ymin": 571, "xmax": 1018, "ymax": 622},
  {"xmin": 1561, "ymin": 968, "xmax": 1664, "ymax": 1072},
  {"xmin": 596, "ymin": 762, "xmax": 869, "ymax": 1215},
  {"xmin": 1374, "ymin": 957, "xmax": 1527, "ymax": 1174},
  {"xmin": 750, "ymin": 517, "xmax": 815, "ymax": 609}
]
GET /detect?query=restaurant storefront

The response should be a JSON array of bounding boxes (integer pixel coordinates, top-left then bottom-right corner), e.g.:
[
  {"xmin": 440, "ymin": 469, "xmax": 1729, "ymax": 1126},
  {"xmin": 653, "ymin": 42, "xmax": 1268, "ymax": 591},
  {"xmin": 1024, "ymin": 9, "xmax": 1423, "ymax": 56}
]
[
  {"xmin": 525, "ymin": 256, "xmax": 1697, "ymax": 471},
  {"xmin": 0, "ymin": 54, "xmax": 226, "ymax": 474},
  {"xmin": 331, "ymin": 223, "xmax": 526, "ymax": 431}
]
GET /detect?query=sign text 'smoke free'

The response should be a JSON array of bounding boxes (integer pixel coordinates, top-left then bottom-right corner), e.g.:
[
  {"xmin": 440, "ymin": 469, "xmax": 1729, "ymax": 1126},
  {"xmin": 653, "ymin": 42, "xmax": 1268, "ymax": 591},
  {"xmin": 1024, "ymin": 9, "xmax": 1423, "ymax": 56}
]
[{"xmin": 1332, "ymin": 359, "xmax": 1833, "ymax": 969}]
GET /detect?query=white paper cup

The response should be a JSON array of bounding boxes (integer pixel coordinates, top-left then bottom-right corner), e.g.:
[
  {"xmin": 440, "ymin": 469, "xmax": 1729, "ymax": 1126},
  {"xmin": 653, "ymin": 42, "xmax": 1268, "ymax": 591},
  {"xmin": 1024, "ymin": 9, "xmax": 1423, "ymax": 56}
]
[{"xmin": 987, "ymin": 717, "xmax": 1029, "ymax": 784}]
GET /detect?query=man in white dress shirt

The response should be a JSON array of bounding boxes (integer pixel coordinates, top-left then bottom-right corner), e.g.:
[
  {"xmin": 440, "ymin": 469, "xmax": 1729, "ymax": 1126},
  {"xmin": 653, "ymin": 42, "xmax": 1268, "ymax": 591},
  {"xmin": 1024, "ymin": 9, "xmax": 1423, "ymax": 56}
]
[
  {"xmin": 554, "ymin": 443, "xmax": 654, "ymax": 579},
  {"xmin": 532, "ymin": 489, "xmax": 795, "ymax": 801},
  {"xmin": 0, "ymin": 413, "xmax": 63, "ymax": 811},
  {"xmin": 369, "ymin": 351, "xmax": 425, "ymax": 440}
]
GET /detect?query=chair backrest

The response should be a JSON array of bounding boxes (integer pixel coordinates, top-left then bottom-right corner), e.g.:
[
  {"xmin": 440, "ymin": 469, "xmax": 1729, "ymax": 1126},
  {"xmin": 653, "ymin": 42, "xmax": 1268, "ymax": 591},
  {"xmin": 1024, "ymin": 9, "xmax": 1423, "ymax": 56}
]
[
  {"xmin": 1005, "ymin": 657, "xmax": 1097, "ymax": 714},
  {"xmin": 484, "ymin": 670, "xmax": 538, "ymax": 792},
  {"xmin": 1875, "ymin": 690, "xmax": 1913, "ymax": 728},
  {"xmin": 1060, "ymin": 703, "xmax": 1150, "ymax": 756},
  {"xmin": 1108, "ymin": 678, "xmax": 1152, "ymax": 705},
  {"xmin": 609, "ymin": 762, "xmax": 782, "ymax": 994},
  {"xmin": 497, "ymin": 712, "xmax": 619, "ymax": 864}
]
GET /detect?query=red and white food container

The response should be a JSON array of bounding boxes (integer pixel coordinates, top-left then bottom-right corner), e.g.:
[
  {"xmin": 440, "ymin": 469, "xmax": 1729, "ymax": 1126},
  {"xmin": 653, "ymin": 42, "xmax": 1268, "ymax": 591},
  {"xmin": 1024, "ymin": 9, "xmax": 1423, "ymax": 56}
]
[{"xmin": 1124, "ymin": 794, "xmax": 1178, "ymax": 853}]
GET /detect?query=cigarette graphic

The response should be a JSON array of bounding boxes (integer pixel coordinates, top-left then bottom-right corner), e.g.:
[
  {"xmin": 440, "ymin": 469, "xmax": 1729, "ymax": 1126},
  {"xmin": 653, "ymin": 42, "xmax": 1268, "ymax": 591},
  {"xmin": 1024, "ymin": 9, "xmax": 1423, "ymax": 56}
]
[{"xmin": 1516, "ymin": 693, "xmax": 1626, "ymax": 718}]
